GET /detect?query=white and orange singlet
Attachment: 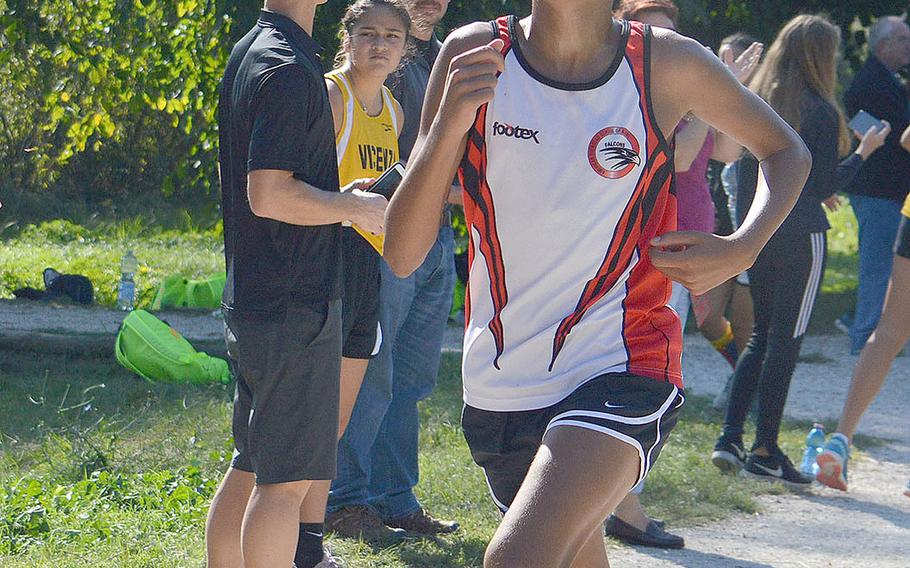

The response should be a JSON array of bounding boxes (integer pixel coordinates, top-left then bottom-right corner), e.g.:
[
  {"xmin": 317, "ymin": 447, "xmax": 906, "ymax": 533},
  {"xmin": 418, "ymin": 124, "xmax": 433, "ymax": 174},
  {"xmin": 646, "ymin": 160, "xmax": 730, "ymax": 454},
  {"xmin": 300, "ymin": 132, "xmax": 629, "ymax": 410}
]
[{"xmin": 457, "ymin": 17, "xmax": 683, "ymax": 412}]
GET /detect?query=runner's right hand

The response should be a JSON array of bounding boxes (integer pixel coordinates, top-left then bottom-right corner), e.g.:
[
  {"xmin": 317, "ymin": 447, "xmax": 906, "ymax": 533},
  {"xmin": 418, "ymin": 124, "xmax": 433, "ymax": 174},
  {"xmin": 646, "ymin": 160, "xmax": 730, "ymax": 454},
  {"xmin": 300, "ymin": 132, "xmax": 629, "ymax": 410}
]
[
  {"xmin": 350, "ymin": 189, "xmax": 388, "ymax": 235},
  {"xmin": 437, "ymin": 38, "xmax": 505, "ymax": 135}
]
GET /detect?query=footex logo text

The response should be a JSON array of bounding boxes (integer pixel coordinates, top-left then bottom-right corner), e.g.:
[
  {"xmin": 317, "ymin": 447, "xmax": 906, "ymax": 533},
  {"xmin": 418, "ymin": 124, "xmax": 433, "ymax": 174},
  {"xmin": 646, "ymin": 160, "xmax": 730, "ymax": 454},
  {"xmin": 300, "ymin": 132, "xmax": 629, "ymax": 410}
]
[{"xmin": 492, "ymin": 121, "xmax": 541, "ymax": 144}]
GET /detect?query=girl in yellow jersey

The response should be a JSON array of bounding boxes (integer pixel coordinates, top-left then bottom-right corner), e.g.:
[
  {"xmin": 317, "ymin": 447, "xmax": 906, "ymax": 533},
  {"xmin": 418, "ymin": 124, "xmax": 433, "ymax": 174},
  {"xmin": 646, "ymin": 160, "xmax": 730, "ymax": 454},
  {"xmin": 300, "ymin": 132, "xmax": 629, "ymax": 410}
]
[
  {"xmin": 326, "ymin": 0, "xmax": 406, "ymax": 419},
  {"xmin": 294, "ymin": 2, "xmax": 409, "ymax": 567}
]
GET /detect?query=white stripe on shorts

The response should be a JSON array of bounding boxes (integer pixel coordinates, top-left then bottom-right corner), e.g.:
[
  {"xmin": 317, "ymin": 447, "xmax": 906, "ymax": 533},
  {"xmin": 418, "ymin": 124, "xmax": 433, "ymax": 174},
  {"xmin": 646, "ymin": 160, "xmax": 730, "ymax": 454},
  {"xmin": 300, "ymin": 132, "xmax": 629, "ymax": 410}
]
[
  {"xmin": 543, "ymin": 386, "xmax": 680, "ymax": 488},
  {"xmin": 370, "ymin": 322, "xmax": 382, "ymax": 357},
  {"xmin": 482, "ymin": 467, "xmax": 510, "ymax": 513}
]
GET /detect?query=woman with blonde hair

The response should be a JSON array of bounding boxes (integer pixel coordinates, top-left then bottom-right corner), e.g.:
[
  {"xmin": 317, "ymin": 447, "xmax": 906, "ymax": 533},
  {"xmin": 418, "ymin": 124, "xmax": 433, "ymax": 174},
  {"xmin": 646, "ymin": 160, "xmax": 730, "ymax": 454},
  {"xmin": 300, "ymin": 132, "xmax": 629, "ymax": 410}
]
[{"xmin": 712, "ymin": 14, "xmax": 890, "ymax": 487}]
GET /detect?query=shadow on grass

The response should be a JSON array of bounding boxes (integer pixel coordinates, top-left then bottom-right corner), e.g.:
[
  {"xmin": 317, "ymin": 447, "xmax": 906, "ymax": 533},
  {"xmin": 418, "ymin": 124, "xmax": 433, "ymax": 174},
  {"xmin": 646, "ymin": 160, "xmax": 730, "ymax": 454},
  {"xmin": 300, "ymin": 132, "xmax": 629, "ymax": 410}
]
[
  {"xmin": 0, "ymin": 350, "xmax": 231, "ymax": 444},
  {"xmin": 395, "ymin": 535, "xmax": 490, "ymax": 568},
  {"xmin": 0, "ymin": 349, "xmax": 233, "ymax": 482}
]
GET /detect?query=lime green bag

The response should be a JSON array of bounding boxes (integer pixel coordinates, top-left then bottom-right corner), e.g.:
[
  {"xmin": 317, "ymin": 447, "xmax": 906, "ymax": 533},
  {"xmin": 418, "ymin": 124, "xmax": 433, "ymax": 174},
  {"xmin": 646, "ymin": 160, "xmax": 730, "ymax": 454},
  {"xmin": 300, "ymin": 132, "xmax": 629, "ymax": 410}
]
[
  {"xmin": 151, "ymin": 274, "xmax": 226, "ymax": 310},
  {"xmin": 115, "ymin": 310, "xmax": 231, "ymax": 385}
]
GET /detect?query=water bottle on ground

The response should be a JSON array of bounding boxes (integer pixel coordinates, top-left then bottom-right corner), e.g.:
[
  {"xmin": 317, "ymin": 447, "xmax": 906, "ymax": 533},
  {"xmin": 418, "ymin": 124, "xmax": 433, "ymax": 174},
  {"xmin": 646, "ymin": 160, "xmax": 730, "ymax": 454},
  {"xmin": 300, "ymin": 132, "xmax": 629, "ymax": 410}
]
[
  {"xmin": 117, "ymin": 250, "xmax": 138, "ymax": 311},
  {"xmin": 800, "ymin": 423, "xmax": 826, "ymax": 477}
]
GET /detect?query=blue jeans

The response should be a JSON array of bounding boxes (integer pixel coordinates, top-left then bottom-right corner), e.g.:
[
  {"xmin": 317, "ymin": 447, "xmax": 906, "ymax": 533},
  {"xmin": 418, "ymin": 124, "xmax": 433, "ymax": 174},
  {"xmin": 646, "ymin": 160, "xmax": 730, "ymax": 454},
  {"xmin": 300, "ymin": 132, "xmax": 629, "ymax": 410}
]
[
  {"xmin": 849, "ymin": 194, "xmax": 902, "ymax": 353},
  {"xmin": 329, "ymin": 224, "xmax": 456, "ymax": 519}
]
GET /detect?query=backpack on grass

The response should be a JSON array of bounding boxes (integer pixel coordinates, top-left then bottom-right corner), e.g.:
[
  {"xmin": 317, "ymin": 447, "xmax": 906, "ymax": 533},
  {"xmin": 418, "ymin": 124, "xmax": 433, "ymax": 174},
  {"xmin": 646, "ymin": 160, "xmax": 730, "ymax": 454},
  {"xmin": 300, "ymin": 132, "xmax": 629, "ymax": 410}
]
[
  {"xmin": 115, "ymin": 310, "xmax": 231, "ymax": 385},
  {"xmin": 150, "ymin": 273, "xmax": 226, "ymax": 311}
]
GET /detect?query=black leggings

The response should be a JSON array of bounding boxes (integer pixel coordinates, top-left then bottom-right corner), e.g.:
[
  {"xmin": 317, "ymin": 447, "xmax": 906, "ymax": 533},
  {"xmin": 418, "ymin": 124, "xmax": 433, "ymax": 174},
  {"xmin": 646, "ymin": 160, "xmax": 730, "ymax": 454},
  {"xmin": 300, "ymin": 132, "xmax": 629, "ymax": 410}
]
[{"xmin": 722, "ymin": 231, "xmax": 827, "ymax": 450}]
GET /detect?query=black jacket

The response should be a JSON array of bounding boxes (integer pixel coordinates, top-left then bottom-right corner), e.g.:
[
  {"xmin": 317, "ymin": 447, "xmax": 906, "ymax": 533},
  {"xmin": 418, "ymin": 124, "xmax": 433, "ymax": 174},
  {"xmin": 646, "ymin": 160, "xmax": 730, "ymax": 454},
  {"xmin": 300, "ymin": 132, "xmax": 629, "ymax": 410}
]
[
  {"xmin": 737, "ymin": 93, "xmax": 864, "ymax": 237},
  {"xmin": 385, "ymin": 36, "xmax": 442, "ymax": 163},
  {"xmin": 844, "ymin": 56, "xmax": 910, "ymax": 202}
]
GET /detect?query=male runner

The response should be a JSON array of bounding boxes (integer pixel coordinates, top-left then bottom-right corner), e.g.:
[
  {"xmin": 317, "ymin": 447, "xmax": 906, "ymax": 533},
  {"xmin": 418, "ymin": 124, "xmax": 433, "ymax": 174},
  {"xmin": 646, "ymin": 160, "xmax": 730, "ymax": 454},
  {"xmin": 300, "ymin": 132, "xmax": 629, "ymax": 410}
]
[{"xmin": 383, "ymin": 1, "xmax": 811, "ymax": 566}]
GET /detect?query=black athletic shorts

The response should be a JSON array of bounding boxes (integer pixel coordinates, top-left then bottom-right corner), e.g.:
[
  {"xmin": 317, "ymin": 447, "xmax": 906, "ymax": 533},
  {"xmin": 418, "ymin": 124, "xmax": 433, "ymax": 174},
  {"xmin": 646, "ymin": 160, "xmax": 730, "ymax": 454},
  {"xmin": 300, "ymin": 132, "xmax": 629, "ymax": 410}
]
[
  {"xmin": 895, "ymin": 215, "xmax": 910, "ymax": 260},
  {"xmin": 462, "ymin": 373, "xmax": 684, "ymax": 512},
  {"xmin": 225, "ymin": 300, "xmax": 342, "ymax": 484},
  {"xmin": 341, "ymin": 228, "xmax": 381, "ymax": 359}
]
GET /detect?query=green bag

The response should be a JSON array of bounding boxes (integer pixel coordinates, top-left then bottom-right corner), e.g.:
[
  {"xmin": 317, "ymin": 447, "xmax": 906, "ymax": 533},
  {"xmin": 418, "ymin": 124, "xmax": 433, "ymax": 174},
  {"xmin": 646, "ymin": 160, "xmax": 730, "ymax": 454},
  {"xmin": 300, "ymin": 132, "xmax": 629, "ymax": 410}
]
[
  {"xmin": 151, "ymin": 273, "xmax": 226, "ymax": 310},
  {"xmin": 115, "ymin": 310, "xmax": 231, "ymax": 385}
]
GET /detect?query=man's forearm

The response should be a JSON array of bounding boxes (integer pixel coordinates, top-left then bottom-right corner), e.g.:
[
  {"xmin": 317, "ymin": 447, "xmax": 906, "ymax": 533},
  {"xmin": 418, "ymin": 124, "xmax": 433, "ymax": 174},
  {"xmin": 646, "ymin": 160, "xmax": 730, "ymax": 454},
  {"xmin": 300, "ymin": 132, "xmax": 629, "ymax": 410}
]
[
  {"xmin": 249, "ymin": 174, "xmax": 360, "ymax": 227},
  {"xmin": 384, "ymin": 121, "xmax": 466, "ymax": 276}
]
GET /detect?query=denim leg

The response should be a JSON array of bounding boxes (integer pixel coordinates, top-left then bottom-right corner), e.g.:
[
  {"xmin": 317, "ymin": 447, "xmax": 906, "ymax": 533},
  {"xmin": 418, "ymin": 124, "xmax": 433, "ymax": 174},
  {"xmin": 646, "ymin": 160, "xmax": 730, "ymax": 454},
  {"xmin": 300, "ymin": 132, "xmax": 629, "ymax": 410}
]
[
  {"xmin": 850, "ymin": 194, "xmax": 902, "ymax": 352},
  {"xmin": 328, "ymin": 258, "xmax": 414, "ymax": 512},
  {"xmin": 370, "ymin": 226, "xmax": 456, "ymax": 519}
]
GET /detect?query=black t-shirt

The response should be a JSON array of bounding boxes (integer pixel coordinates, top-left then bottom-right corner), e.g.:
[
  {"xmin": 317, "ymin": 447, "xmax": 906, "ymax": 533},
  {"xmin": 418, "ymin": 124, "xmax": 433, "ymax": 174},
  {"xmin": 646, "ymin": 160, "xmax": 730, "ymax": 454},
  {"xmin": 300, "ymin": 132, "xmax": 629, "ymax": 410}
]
[
  {"xmin": 386, "ymin": 36, "xmax": 442, "ymax": 162},
  {"xmin": 218, "ymin": 11, "xmax": 342, "ymax": 315},
  {"xmin": 844, "ymin": 56, "xmax": 910, "ymax": 202}
]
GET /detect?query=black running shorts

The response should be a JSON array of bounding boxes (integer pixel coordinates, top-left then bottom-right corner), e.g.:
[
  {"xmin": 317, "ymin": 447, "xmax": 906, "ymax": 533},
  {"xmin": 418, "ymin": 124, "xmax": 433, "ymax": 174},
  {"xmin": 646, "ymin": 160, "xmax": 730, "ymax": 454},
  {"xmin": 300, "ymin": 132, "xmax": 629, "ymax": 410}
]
[
  {"xmin": 341, "ymin": 228, "xmax": 381, "ymax": 359},
  {"xmin": 895, "ymin": 215, "xmax": 910, "ymax": 260},
  {"xmin": 225, "ymin": 300, "xmax": 342, "ymax": 484},
  {"xmin": 462, "ymin": 373, "xmax": 684, "ymax": 512}
]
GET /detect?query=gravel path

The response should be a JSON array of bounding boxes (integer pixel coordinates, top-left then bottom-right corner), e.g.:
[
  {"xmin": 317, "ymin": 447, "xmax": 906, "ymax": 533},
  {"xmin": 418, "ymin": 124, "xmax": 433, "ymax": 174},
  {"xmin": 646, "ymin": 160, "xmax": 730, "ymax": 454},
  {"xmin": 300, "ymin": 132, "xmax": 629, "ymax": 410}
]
[
  {"xmin": 609, "ymin": 336, "xmax": 910, "ymax": 568},
  {"xmin": 4, "ymin": 301, "xmax": 909, "ymax": 566},
  {"xmin": 0, "ymin": 299, "xmax": 224, "ymax": 343}
]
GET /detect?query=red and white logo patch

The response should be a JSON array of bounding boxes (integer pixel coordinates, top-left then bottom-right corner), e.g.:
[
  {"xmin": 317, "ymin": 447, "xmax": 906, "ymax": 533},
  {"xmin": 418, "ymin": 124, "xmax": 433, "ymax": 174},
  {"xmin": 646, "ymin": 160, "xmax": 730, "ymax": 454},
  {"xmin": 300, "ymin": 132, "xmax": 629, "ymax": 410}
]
[{"xmin": 587, "ymin": 127, "xmax": 641, "ymax": 179}]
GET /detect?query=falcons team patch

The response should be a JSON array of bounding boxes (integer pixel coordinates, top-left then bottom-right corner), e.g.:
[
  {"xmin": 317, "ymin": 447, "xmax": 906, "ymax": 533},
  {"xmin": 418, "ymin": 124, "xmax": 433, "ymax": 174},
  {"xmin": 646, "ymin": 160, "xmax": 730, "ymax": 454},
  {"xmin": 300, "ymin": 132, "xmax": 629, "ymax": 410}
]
[{"xmin": 587, "ymin": 126, "xmax": 641, "ymax": 180}]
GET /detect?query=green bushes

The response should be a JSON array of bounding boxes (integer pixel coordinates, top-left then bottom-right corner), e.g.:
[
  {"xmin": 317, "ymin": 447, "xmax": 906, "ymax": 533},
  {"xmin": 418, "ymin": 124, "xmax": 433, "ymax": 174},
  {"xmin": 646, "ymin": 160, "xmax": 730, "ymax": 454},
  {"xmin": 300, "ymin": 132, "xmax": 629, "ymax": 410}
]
[{"xmin": 1, "ymin": 0, "xmax": 906, "ymax": 229}]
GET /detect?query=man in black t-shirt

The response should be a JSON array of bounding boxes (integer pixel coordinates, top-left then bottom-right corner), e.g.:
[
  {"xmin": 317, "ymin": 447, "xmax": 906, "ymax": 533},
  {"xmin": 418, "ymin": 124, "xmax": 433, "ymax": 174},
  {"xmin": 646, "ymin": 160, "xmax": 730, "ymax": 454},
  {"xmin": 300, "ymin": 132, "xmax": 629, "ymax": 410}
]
[{"xmin": 205, "ymin": 2, "xmax": 386, "ymax": 567}]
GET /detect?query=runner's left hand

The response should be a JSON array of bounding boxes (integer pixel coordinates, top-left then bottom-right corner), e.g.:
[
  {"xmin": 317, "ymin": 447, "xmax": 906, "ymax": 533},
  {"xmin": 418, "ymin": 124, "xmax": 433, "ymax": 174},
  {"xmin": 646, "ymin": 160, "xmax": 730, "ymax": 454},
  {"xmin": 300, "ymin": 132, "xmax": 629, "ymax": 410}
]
[{"xmin": 649, "ymin": 231, "xmax": 755, "ymax": 296}]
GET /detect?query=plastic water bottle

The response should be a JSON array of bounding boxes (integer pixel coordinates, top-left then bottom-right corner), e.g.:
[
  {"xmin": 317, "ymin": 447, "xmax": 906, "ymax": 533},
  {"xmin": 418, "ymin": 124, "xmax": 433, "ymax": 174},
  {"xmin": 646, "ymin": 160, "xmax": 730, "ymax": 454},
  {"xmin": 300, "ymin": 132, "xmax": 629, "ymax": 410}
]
[
  {"xmin": 117, "ymin": 250, "xmax": 138, "ymax": 311},
  {"xmin": 800, "ymin": 423, "xmax": 826, "ymax": 477}
]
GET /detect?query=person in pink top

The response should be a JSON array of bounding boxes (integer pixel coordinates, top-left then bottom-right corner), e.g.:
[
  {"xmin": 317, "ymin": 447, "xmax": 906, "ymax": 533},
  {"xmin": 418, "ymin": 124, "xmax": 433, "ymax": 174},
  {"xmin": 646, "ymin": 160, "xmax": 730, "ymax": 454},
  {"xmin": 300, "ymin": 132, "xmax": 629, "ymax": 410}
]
[{"xmin": 628, "ymin": 5, "xmax": 761, "ymax": 369}]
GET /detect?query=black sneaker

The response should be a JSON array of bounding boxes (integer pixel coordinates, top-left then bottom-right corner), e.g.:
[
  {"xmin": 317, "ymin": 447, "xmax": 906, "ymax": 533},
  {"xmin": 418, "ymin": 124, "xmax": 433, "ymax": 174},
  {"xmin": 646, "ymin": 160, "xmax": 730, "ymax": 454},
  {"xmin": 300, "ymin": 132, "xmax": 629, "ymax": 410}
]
[
  {"xmin": 740, "ymin": 450, "xmax": 812, "ymax": 489},
  {"xmin": 604, "ymin": 515, "xmax": 684, "ymax": 549},
  {"xmin": 711, "ymin": 435, "xmax": 746, "ymax": 472}
]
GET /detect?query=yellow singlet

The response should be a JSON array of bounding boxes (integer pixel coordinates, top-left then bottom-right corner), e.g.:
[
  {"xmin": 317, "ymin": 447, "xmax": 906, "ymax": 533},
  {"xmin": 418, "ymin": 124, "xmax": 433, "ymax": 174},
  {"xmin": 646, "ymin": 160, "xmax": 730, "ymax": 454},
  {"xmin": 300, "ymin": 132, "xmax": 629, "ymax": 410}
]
[
  {"xmin": 902, "ymin": 192, "xmax": 910, "ymax": 219},
  {"xmin": 326, "ymin": 69, "xmax": 401, "ymax": 254}
]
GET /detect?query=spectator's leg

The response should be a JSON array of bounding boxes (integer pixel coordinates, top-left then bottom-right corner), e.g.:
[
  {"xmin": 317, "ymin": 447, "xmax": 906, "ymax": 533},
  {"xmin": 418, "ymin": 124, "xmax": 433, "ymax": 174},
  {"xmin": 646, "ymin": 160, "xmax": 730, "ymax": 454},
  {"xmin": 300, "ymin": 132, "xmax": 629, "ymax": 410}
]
[{"xmin": 850, "ymin": 194, "xmax": 901, "ymax": 353}]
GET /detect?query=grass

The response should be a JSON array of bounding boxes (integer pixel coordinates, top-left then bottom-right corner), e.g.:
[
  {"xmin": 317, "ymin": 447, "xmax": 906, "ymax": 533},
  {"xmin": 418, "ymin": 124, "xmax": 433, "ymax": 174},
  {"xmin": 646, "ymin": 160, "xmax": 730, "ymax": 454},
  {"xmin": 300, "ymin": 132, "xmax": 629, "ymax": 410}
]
[
  {"xmin": 0, "ymin": 219, "xmax": 224, "ymax": 308},
  {"xmin": 0, "ymin": 201, "xmax": 861, "ymax": 320},
  {"xmin": 0, "ymin": 202, "xmax": 868, "ymax": 565},
  {"xmin": 0, "ymin": 349, "xmax": 866, "ymax": 568}
]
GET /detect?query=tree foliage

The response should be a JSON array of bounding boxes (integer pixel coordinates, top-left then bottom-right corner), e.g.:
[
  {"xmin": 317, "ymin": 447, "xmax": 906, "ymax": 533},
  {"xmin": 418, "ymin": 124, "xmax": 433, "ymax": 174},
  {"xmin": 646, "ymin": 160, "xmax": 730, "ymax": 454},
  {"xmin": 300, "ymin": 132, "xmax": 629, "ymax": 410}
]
[
  {"xmin": 0, "ymin": 0, "xmax": 907, "ymax": 226},
  {"xmin": 676, "ymin": 0, "xmax": 908, "ymax": 65}
]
